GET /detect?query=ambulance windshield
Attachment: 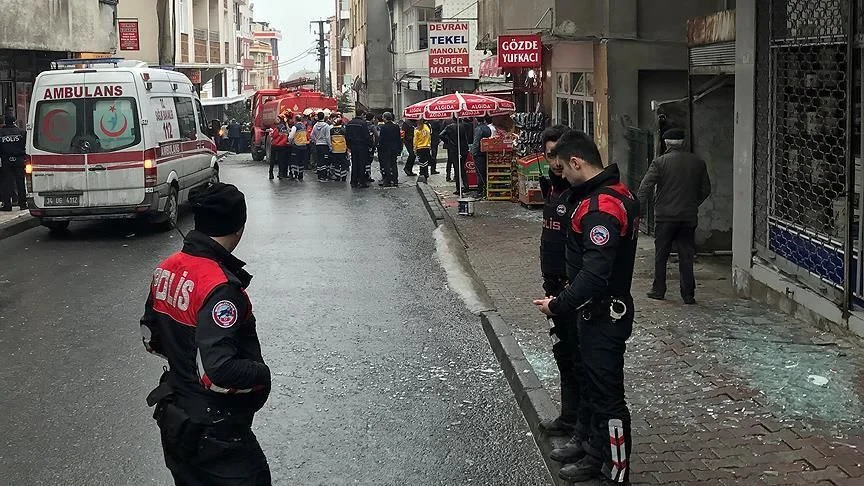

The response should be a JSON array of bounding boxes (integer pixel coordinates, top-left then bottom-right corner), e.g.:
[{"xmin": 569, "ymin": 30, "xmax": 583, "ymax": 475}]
[{"xmin": 34, "ymin": 98, "xmax": 141, "ymax": 154}]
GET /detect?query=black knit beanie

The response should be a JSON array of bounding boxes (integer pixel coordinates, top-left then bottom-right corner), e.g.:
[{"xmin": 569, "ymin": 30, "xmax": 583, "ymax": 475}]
[{"xmin": 188, "ymin": 182, "xmax": 247, "ymax": 237}]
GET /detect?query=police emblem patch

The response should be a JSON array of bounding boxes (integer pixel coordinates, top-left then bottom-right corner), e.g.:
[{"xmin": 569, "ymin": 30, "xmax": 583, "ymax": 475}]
[
  {"xmin": 556, "ymin": 204, "xmax": 567, "ymax": 216},
  {"xmin": 212, "ymin": 300, "xmax": 238, "ymax": 328},
  {"xmin": 589, "ymin": 225, "xmax": 611, "ymax": 246}
]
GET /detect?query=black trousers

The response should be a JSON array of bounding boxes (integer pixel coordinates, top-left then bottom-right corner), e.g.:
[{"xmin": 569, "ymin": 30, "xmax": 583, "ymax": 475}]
[
  {"xmin": 1, "ymin": 159, "xmax": 26, "ymax": 209},
  {"xmin": 446, "ymin": 148, "xmax": 468, "ymax": 193},
  {"xmin": 416, "ymin": 148, "xmax": 431, "ymax": 178},
  {"xmin": 350, "ymin": 149, "xmax": 370, "ymax": 186},
  {"xmin": 270, "ymin": 146, "xmax": 290, "ymax": 178},
  {"xmin": 330, "ymin": 152, "xmax": 349, "ymax": 180},
  {"xmin": 403, "ymin": 142, "xmax": 416, "ymax": 173},
  {"xmin": 379, "ymin": 149, "xmax": 399, "ymax": 184},
  {"xmin": 430, "ymin": 141, "xmax": 439, "ymax": 172},
  {"xmin": 473, "ymin": 155, "xmax": 487, "ymax": 195},
  {"xmin": 577, "ymin": 308, "xmax": 632, "ymax": 483},
  {"xmin": 290, "ymin": 146, "xmax": 307, "ymax": 179},
  {"xmin": 162, "ymin": 426, "xmax": 271, "ymax": 486},
  {"xmin": 314, "ymin": 145, "xmax": 331, "ymax": 180},
  {"xmin": 230, "ymin": 137, "xmax": 241, "ymax": 153},
  {"xmin": 652, "ymin": 221, "xmax": 697, "ymax": 299},
  {"xmin": 551, "ymin": 312, "xmax": 589, "ymax": 435}
]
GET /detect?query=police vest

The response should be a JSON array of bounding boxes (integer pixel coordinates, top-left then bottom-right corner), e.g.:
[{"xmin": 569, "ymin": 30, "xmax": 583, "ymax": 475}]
[
  {"xmin": 293, "ymin": 123, "xmax": 309, "ymax": 146},
  {"xmin": 540, "ymin": 184, "xmax": 574, "ymax": 278},
  {"xmin": 0, "ymin": 126, "xmax": 26, "ymax": 159},
  {"xmin": 330, "ymin": 126, "xmax": 347, "ymax": 154}
]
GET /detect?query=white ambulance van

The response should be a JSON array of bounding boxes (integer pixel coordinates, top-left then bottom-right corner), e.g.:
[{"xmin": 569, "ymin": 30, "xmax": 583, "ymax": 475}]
[{"xmin": 26, "ymin": 59, "xmax": 219, "ymax": 232}]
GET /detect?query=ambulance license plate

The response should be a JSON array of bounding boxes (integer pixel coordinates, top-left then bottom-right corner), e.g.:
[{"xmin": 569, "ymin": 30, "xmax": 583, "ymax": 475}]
[{"xmin": 44, "ymin": 194, "xmax": 81, "ymax": 207}]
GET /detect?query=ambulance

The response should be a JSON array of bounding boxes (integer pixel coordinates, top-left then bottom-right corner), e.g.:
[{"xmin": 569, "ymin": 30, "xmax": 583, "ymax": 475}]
[{"xmin": 26, "ymin": 59, "xmax": 219, "ymax": 232}]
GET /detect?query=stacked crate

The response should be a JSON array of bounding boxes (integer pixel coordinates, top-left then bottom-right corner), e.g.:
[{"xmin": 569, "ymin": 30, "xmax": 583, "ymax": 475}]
[{"xmin": 481, "ymin": 137, "xmax": 516, "ymax": 201}]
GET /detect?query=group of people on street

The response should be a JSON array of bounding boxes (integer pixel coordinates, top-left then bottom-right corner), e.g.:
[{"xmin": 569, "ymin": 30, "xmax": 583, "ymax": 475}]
[
  {"xmin": 0, "ymin": 112, "xmax": 28, "ymax": 212},
  {"xmin": 532, "ymin": 124, "xmax": 710, "ymax": 484}
]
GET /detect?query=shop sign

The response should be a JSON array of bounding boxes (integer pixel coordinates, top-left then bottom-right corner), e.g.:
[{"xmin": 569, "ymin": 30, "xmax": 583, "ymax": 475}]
[
  {"xmin": 497, "ymin": 34, "xmax": 542, "ymax": 68},
  {"xmin": 479, "ymin": 57, "xmax": 502, "ymax": 79},
  {"xmin": 119, "ymin": 20, "xmax": 140, "ymax": 51},
  {"xmin": 184, "ymin": 70, "xmax": 202, "ymax": 84},
  {"xmin": 428, "ymin": 22, "xmax": 471, "ymax": 78}
]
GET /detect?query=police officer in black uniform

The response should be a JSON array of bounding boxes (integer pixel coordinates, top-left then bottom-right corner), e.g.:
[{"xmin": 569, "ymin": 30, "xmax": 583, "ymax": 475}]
[
  {"xmin": 0, "ymin": 114, "xmax": 27, "ymax": 211},
  {"xmin": 537, "ymin": 125, "xmax": 589, "ymax": 445},
  {"xmin": 140, "ymin": 182, "xmax": 272, "ymax": 486},
  {"xmin": 535, "ymin": 130, "xmax": 639, "ymax": 485}
]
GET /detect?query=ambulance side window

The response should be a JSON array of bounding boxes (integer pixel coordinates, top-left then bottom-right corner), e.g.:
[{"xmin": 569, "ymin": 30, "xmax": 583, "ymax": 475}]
[
  {"xmin": 193, "ymin": 99, "xmax": 210, "ymax": 140},
  {"xmin": 173, "ymin": 97, "xmax": 198, "ymax": 141}
]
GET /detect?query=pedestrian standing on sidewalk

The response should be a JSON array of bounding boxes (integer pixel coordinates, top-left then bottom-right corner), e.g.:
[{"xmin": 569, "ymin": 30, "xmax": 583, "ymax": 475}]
[
  {"xmin": 429, "ymin": 119, "xmax": 443, "ymax": 175},
  {"xmin": 401, "ymin": 118, "xmax": 417, "ymax": 177},
  {"xmin": 534, "ymin": 130, "xmax": 639, "ymax": 484},
  {"xmin": 289, "ymin": 115, "xmax": 309, "ymax": 180},
  {"xmin": 378, "ymin": 112, "xmax": 402, "ymax": 187},
  {"xmin": 328, "ymin": 118, "xmax": 350, "ymax": 182},
  {"xmin": 310, "ymin": 112, "xmax": 332, "ymax": 182},
  {"xmin": 345, "ymin": 111, "xmax": 373, "ymax": 188},
  {"xmin": 439, "ymin": 116, "xmax": 472, "ymax": 195},
  {"xmin": 139, "ymin": 182, "xmax": 272, "ymax": 485},
  {"xmin": 636, "ymin": 128, "xmax": 711, "ymax": 305},
  {"xmin": 0, "ymin": 114, "xmax": 27, "ymax": 211},
  {"xmin": 414, "ymin": 118, "xmax": 432, "ymax": 183},
  {"xmin": 536, "ymin": 125, "xmax": 589, "ymax": 446}
]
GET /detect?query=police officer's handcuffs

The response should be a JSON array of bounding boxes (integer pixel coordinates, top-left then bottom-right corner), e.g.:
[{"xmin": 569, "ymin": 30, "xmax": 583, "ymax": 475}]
[{"xmin": 610, "ymin": 298, "xmax": 627, "ymax": 322}]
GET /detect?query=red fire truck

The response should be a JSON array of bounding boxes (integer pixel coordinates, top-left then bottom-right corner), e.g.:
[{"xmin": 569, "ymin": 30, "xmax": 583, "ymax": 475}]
[{"xmin": 249, "ymin": 78, "xmax": 338, "ymax": 161}]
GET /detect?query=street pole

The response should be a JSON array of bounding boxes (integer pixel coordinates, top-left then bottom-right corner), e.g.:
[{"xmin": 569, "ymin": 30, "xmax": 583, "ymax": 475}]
[{"xmin": 311, "ymin": 19, "xmax": 330, "ymax": 96}]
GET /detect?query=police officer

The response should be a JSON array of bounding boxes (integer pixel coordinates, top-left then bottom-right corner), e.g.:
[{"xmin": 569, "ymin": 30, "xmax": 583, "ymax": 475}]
[
  {"xmin": 140, "ymin": 182, "xmax": 272, "ymax": 485},
  {"xmin": 0, "ymin": 115, "xmax": 27, "ymax": 211},
  {"xmin": 534, "ymin": 130, "xmax": 638, "ymax": 484},
  {"xmin": 537, "ymin": 125, "xmax": 589, "ymax": 449},
  {"xmin": 377, "ymin": 112, "xmax": 402, "ymax": 187},
  {"xmin": 345, "ymin": 111, "xmax": 373, "ymax": 188}
]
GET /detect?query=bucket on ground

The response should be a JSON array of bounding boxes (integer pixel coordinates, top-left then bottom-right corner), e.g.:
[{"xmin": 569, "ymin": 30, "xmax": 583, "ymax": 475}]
[{"xmin": 457, "ymin": 197, "xmax": 475, "ymax": 216}]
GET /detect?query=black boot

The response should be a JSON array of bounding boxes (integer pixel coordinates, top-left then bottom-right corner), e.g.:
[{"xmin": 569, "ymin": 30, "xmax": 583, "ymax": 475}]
[
  {"xmin": 558, "ymin": 453, "xmax": 602, "ymax": 482},
  {"xmin": 549, "ymin": 436, "xmax": 587, "ymax": 464},
  {"xmin": 269, "ymin": 172, "xmax": 274, "ymax": 180},
  {"xmin": 539, "ymin": 417, "xmax": 576, "ymax": 437}
]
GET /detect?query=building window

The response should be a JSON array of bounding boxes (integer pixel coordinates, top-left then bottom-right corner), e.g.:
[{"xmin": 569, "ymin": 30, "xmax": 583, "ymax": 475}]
[
  {"xmin": 554, "ymin": 72, "xmax": 595, "ymax": 138},
  {"xmin": 179, "ymin": 0, "xmax": 188, "ymax": 34},
  {"xmin": 408, "ymin": 7, "xmax": 436, "ymax": 51}
]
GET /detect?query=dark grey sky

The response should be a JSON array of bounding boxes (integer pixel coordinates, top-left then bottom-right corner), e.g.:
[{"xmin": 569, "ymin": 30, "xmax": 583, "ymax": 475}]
[{"xmin": 252, "ymin": 0, "xmax": 334, "ymax": 78}]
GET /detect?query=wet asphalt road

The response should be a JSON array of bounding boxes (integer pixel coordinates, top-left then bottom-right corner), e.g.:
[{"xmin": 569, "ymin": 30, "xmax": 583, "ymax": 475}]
[{"xmin": 0, "ymin": 154, "xmax": 548, "ymax": 485}]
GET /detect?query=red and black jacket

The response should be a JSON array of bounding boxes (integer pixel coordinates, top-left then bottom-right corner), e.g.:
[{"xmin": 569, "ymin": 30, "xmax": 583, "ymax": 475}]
[
  {"xmin": 549, "ymin": 164, "xmax": 640, "ymax": 317},
  {"xmin": 140, "ymin": 231, "xmax": 270, "ymax": 416}
]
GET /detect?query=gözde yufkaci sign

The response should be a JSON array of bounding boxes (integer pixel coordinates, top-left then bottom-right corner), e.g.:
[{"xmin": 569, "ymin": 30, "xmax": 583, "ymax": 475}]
[
  {"xmin": 497, "ymin": 34, "xmax": 542, "ymax": 68},
  {"xmin": 428, "ymin": 22, "xmax": 471, "ymax": 78}
]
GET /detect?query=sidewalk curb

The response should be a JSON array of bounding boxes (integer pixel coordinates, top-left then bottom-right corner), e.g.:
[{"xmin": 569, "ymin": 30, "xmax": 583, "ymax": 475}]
[
  {"xmin": 415, "ymin": 181, "xmax": 570, "ymax": 486},
  {"xmin": 0, "ymin": 214, "xmax": 39, "ymax": 241}
]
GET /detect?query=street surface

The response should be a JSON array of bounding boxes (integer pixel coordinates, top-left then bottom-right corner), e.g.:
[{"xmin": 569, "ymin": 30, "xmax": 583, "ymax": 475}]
[{"xmin": 0, "ymin": 154, "xmax": 548, "ymax": 485}]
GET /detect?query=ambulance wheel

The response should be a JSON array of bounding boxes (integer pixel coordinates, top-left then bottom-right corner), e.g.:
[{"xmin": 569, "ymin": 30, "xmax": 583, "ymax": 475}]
[
  {"xmin": 43, "ymin": 221, "xmax": 70, "ymax": 233},
  {"xmin": 156, "ymin": 187, "xmax": 179, "ymax": 232},
  {"xmin": 252, "ymin": 149, "xmax": 265, "ymax": 162}
]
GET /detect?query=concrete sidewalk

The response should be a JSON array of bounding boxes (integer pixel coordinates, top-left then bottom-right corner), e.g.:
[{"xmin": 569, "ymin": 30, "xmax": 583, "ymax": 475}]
[
  {"xmin": 427, "ymin": 175, "xmax": 864, "ymax": 485},
  {"xmin": 0, "ymin": 208, "xmax": 38, "ymax": 240}
]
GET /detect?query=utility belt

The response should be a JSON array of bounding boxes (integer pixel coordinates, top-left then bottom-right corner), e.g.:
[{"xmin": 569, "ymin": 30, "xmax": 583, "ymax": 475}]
[
  {"xmin": 147, "ymin": 373, "xmax": 253, "ymax": 456},
  {"xmin": 577, "ymin": 296, "xmax": 631, "ymax": 323}
]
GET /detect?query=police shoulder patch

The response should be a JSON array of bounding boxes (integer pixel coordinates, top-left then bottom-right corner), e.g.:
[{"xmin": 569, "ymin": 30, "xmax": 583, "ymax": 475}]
[
  {"xmin": 556, "ymin": 204, "xmax": 567, "ymax": 216},
  {"xmin": 589, "ymin": 225, "xmax": 611, "ymax": 246},
  {"xmin": 212, "ymin": 300, "xmax": 239, "ymax": 328}
]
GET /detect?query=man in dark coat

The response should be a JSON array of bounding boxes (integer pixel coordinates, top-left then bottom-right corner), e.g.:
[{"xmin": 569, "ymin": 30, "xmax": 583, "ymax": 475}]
[{"xmin": 636, "ymin": 128, "xmax": 711, "ymax": 305}]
